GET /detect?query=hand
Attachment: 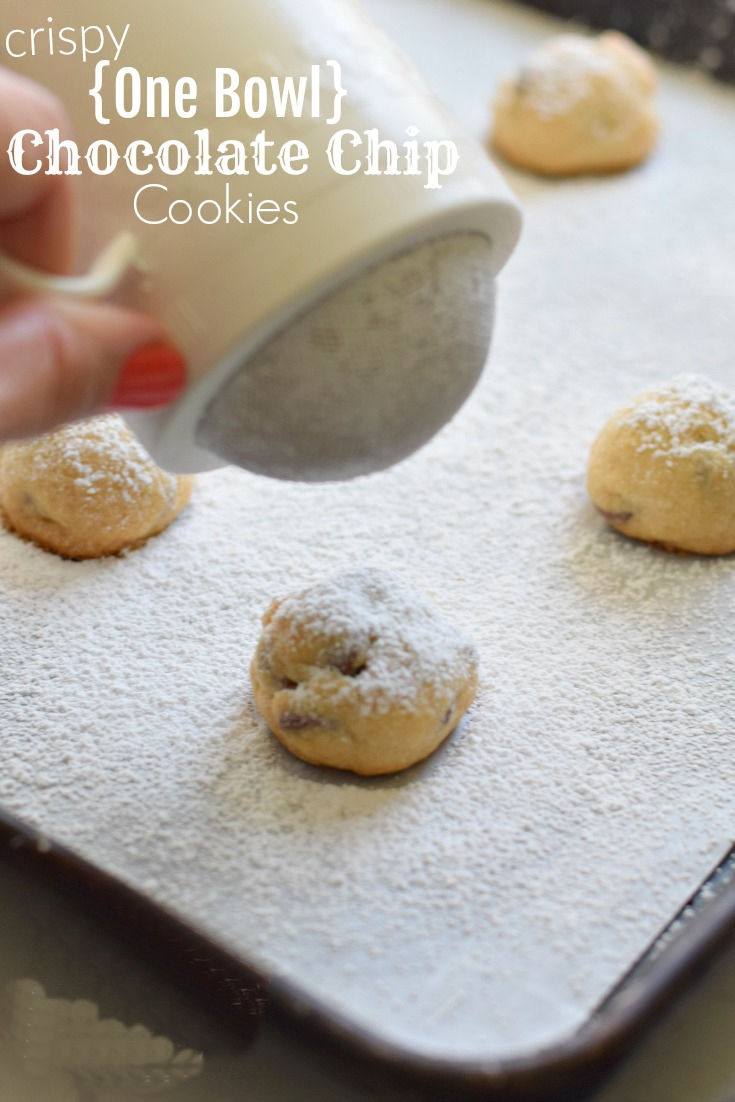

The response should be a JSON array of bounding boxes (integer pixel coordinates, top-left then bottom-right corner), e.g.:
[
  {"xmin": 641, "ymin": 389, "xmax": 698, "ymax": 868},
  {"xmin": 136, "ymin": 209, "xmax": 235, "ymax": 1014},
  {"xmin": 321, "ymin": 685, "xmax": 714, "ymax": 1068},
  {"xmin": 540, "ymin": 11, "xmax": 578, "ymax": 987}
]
[{"xmin": 0, "ymin": 68, "xmax": 185, "ymax": 442}]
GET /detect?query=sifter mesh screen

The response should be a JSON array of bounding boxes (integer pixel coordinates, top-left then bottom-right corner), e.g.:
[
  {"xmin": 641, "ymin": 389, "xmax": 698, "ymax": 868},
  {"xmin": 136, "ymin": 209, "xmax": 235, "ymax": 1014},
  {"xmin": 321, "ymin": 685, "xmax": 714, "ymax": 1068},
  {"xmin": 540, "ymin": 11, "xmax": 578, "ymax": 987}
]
[{"xmin": 196, "ymin": 234, "xmax": 496, "ymax": 481}]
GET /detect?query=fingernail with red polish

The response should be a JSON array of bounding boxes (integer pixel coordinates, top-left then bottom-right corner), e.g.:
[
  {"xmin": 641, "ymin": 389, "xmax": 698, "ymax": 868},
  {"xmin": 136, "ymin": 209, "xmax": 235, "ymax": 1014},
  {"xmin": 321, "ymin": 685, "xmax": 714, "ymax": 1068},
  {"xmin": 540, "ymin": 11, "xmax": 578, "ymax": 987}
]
[{"xmin": 110, "ymin": 341, "xmax": 187, "ymax": 409}]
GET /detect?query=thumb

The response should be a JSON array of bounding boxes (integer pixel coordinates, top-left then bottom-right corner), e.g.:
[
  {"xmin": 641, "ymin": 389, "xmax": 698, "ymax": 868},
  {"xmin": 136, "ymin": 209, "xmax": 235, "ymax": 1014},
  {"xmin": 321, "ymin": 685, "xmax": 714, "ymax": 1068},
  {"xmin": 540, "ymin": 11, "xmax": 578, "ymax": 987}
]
[{"xmin": 0, "ymin": 296, "xmax": 186, "ymax": 441}]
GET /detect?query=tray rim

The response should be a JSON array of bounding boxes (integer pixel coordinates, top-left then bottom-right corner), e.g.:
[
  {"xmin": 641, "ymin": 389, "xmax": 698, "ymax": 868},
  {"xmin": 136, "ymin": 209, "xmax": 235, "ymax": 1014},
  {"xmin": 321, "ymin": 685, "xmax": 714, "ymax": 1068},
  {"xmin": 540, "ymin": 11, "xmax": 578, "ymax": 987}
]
[{"xmin": 2, "ymin": 804, "xmax": 734, "ymax": 1100}]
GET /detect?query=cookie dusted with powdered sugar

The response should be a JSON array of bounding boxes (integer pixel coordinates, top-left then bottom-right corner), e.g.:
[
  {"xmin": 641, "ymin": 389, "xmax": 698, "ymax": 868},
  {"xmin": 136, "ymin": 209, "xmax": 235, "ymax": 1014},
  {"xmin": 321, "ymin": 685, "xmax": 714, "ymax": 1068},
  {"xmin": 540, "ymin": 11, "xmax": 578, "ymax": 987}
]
[
  {"xmin": 491, "ymin": 31, "xmax": 659, "ymax": 176},
  {"xmin": 0, "ymin": 415, "xmax": 193, "ymax": 560},
  {"xmin": 587, "ymin": 375, "xmax": 735, "ymax": 554},
  {"xmin": 250, "ymin": 568, "xmax": 478, "ymax": 776}
]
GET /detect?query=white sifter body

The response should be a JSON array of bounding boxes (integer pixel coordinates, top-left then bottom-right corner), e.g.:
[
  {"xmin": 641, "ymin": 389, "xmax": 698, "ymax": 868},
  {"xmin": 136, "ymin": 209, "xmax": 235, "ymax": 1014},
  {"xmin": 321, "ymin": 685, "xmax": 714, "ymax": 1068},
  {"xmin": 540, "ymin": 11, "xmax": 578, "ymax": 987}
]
[{"xmin": 2, "ymin": 0, "xmax": 521, "ymax": 479}]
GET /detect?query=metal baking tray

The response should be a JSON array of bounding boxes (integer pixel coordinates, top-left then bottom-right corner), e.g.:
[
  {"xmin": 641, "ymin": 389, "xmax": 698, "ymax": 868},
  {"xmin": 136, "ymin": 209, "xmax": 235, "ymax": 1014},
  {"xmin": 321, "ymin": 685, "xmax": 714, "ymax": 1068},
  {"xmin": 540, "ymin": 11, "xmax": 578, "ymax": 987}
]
[
  {"xmin": 2, "ymin": 0, "xmax": 735, "ymax": 1097},
  {"xmin": 2, "ymin": 806, "xmax": 735, "ymax": 1100}
]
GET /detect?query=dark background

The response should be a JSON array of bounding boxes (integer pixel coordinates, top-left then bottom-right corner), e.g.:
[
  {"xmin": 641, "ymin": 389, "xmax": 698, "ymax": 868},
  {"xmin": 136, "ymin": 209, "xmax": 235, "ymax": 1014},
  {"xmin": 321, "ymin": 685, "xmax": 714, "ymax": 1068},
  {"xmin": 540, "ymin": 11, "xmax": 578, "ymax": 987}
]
[{"xmin": 513, "ymin": 0, "xmax": 735, "ymax": 82}]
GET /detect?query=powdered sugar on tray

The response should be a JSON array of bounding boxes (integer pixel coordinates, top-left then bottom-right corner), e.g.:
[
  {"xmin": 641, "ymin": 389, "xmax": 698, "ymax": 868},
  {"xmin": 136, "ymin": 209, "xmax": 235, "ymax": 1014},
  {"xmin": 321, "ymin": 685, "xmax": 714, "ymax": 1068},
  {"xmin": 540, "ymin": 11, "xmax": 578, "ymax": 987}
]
[{"xmin": 3, "ymin": 0, "xmax": 735, "ymax": 1065}]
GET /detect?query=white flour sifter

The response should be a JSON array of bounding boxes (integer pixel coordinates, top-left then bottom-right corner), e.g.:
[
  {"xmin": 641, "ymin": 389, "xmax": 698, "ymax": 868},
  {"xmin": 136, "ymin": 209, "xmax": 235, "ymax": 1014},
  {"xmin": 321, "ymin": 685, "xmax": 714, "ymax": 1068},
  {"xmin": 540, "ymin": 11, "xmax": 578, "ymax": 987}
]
[{"xmin": 1, "ymin": 0, "xmax": 521, "ymax": 479}]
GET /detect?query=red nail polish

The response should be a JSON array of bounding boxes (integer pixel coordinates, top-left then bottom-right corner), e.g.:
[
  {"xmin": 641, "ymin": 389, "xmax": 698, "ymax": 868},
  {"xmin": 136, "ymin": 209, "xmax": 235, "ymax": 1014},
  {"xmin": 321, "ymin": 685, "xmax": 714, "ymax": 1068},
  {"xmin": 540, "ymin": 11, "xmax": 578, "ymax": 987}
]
[{"xmin": 110, "ymin": 341, "xmax": 187, "ymax": 409}]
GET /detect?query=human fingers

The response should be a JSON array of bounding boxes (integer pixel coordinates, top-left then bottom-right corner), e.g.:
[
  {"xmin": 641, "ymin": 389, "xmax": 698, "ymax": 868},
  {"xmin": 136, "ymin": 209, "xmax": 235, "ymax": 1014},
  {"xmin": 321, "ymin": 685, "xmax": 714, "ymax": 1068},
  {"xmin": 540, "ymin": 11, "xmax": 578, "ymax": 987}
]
[
  {"xmin": 0, "ymin": 67, "xmax": 75, "ymax": 272},
  {"xmin": 0, "ymin": 296, "xmax": 186, "ymax": 441}
]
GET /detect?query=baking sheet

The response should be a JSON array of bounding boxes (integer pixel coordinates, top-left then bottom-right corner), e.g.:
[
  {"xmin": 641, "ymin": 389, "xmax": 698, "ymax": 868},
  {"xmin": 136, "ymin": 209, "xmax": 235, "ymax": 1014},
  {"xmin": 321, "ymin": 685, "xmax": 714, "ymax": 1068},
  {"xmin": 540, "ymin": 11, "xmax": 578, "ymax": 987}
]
[{"xmin": 2, "ymin": 0, "xmax": 735, "ymax": 1065}]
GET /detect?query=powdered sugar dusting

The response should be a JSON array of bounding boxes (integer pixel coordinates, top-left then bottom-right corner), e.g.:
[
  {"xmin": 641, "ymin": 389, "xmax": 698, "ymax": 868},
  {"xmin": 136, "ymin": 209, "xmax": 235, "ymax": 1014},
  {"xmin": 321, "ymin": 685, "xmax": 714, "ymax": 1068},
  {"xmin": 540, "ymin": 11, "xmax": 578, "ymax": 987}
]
[
  {"xmin": 514, "ymin": 35, "xmax": 615, "ymax": 116},
  {"xmin": 0, "ymin": 416, "xmax": 183, "ymax": 549},
  {"xmin": 1, "ymin": 0, "xmax": 735, "ymax": 1068},
  {"xmin": 616, "ymin": 373, "xmax": 735, "ymax": 466},
  {"xmin": 263, "ymin": 567, "xmax": 476, "ymax": 716},
  {"xmin": 22, "ymin": 417, "xmax": 160, "ymax": 506}
]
